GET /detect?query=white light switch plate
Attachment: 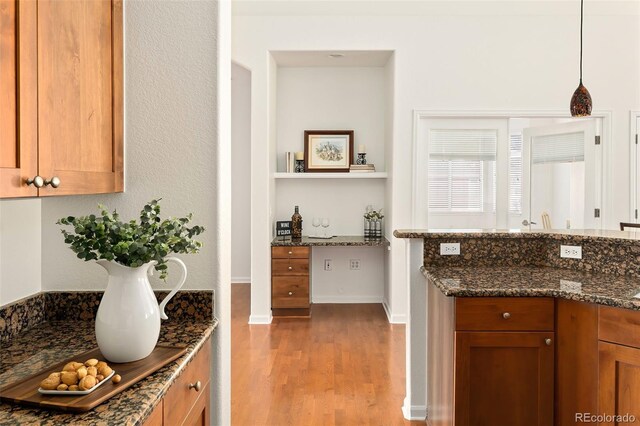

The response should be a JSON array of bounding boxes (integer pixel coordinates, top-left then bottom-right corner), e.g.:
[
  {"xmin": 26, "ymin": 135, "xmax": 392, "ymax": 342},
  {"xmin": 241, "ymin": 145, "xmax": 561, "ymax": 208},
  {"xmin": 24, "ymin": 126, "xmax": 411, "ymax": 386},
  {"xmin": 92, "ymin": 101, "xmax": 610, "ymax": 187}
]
[
  {"xmin": 440, "ymin": 243, "xmax": 460, "ymax": 256},
  {"xmin": 560, "ymin": 245, "xmax": 582, "ymax": 259}
]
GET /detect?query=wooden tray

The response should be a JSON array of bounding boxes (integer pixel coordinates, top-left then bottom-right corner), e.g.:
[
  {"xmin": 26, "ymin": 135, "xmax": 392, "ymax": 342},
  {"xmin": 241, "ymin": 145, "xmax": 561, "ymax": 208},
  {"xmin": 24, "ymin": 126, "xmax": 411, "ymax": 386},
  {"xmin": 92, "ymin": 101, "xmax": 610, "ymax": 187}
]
[{"xmin": 0, "ymin": 345, "xmax": 187, "ymax": 412}]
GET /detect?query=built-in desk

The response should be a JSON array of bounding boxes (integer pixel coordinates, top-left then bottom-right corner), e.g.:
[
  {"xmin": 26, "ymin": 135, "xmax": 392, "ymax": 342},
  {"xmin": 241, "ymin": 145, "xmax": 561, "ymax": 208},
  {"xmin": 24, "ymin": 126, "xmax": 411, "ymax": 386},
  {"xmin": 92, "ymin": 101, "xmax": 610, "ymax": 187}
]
[{"xmin": 270, "ymin": 236, "xmax": 390, "ymax": 317}]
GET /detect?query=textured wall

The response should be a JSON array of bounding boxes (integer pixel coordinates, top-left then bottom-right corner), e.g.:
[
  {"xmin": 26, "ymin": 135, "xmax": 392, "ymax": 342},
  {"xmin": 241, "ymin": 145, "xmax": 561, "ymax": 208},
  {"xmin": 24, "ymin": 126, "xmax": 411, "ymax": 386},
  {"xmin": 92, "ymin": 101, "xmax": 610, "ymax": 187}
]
[{"xmin": 0, "ymin": 199, "xmax": 41, "ymax": 305}]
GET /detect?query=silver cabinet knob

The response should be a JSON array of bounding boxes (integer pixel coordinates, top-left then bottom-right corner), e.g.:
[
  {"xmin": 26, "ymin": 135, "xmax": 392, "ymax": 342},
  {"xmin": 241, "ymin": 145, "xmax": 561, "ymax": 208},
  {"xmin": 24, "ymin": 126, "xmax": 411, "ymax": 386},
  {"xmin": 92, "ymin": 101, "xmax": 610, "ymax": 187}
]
[
  {"xmin": 26, "ymin": 176, "xmax": 44, "ymax": 188},
  {"xmin": 188, "ymin": 380, "xmax": 202, "ymax": 392},
  {"xmin": 502, "ymin": 312, "xmax": 511, "ymax": 319},
  {"xmin": 44, "ymin": 176, "xmax": 61, "ymax": 188},
  {"xmin": 521, "ymin": 219, "xmax": 537, "ymax": 226},
  {"xmin": 288, "ymin": 291, "xmax": 293, "ymax": 296},
  {"xmin": 545, "ymin": 338, "xmax": 552, "ymax": 346},
  {"xmin": 288, "ymin": 266, "xmax": 293, "ymax": 270},
  {"xmin": 288, "ymin": 251, "xmax": 293, "ymax": 255}
]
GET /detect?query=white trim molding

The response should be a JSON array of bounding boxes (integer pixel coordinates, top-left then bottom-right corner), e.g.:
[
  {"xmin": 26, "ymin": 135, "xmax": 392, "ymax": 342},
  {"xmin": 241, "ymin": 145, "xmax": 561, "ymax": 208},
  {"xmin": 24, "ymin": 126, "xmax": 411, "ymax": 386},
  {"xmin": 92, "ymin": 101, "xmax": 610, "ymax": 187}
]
[
  {"xmin": 383, "ymin": 301, "xmax": 407, "ymax": 324},
  {"xmin": 231, "ymin": 277, "xmax": 251, "ymax": 284},
  {"xmin": 312, "ymin": 295, "xmax": 383, "ymax": 304},
  {"xmin": 402, "ymin": 401, "xmax": 427, "ymax": 422},
  {"xmin": 248, "ymin": 314, "xmax": 273, "ymax": 324},
  {"xmin": 630, "ymin": 111, "xmax": 640, "ymax": 223}
]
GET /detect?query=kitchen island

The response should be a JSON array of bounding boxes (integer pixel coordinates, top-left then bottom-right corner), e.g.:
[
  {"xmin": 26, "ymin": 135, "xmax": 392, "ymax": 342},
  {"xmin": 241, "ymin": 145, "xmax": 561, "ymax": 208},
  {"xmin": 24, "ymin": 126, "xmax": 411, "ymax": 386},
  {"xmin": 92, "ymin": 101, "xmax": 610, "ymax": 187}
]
[
  {"xmin": 0, "ymin": 291, "xmax": 216, "ymax": 425},
  {"xmin": 395, "ymin": 229, "xmax": 640, "ymax": 424}
]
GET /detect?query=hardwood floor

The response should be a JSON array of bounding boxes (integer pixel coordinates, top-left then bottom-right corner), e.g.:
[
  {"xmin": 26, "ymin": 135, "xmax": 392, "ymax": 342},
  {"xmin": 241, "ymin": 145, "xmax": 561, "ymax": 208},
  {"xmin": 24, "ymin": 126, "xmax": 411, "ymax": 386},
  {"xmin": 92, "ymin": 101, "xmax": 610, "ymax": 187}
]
[{"xmin": 231, "ymin": 283, "xmax": 424, "ymax": 426}]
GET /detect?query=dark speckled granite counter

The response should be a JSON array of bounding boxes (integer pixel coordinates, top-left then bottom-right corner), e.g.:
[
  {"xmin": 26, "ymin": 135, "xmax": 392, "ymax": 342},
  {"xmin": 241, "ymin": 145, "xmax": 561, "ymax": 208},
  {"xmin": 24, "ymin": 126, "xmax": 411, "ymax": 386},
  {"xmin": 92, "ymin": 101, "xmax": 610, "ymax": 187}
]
[
  {"xmin": 422, "ymin": 265, "xmax": 640, "ymax": 311},
  {"xmin": 395, "ymin": 229, "xmax": 640, "ymax": 311},
  {"xmin": 0, "ymin": 291, "xmax": 216, "ymax": 425},
  {"xmin": 271, "ymin": 235, "xmax": 389, "ymax": 247}
]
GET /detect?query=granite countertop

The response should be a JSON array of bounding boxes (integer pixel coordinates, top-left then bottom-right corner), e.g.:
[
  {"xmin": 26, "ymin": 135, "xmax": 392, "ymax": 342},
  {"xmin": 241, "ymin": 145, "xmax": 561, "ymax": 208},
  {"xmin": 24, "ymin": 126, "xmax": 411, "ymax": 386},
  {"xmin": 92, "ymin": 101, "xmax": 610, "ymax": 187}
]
[
  {"xmin": 271, "ymin": 235, "xmax": 390, "ymax": 247},
  {"xmin": 423, "ymin": 265, "xmax": 640, "ymax": 311},
  {"xmin": 0, "ymin": 292, "xmax": 216, "ymax": 426},
  {"xmin": 394, "ymin": 228, "xmax": 640, "ymax": 242}
]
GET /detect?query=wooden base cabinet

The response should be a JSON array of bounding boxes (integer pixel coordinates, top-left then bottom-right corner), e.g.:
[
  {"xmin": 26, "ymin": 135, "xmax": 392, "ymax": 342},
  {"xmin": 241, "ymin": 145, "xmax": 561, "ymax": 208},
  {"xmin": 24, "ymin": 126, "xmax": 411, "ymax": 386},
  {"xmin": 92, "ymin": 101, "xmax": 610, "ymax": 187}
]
[
  {"xmin": 144, "ymin": 339, "xmax": 211, "ymax": 426},
  {"xmin": 598, "ymin": 342, "xmax": 640, "ymax": 425},
  {"xmin": 455, "ymin": 332, "xmax": 554, "ymax": 426},
  {"xmin": 271, "ymin": 246, "xmax": 311, "ymax": 317}
]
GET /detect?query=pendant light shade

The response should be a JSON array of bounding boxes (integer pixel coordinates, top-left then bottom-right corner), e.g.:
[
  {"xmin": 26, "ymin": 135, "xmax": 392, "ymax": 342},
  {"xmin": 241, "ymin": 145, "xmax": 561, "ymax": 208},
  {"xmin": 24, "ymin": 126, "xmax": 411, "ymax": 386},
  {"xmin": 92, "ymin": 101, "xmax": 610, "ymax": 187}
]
[{"xmin": 570, "ymin": 0, "xmax": 592, "ymax": 117}]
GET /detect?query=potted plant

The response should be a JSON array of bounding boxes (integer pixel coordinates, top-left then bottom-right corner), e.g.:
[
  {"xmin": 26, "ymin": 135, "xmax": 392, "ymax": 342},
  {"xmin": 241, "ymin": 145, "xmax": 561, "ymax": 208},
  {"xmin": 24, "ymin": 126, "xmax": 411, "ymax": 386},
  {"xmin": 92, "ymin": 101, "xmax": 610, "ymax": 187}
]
[{"xmin": 57, "ymin": 199, "xmax": 204, "ymax": 362}]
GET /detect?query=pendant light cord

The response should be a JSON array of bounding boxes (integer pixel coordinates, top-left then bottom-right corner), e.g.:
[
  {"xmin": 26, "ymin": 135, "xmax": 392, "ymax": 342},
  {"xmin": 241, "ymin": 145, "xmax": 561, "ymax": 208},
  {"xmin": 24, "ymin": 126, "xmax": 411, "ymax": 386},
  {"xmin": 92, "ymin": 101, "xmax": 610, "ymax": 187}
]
[{"xmin": 579, "ymin": 0, "xmax": 584, "ymax": 83}]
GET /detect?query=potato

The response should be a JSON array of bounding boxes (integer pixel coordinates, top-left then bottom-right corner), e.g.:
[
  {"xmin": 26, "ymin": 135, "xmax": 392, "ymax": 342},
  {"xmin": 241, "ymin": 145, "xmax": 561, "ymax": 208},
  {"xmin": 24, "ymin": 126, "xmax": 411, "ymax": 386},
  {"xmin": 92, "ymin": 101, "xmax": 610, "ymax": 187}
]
[
  {"xmin": 72, "ymin": 362, "xmax": 84, "ymax": 370},
  {"xmin": 96, "ymin": 361, "xmax": 107, "ymax": 370},
  {"xmin": 98, "ymin": 365, "xmax": 113, "ymax": 377},
  {"xmin": 85, "ymin": 358, "xmax": 99, "ymax": 367},
  {"xmin": 87, "ymin": 366, "xmax": 98, "ymax": 377},
  {"xmin": 48, "ymin": 372, "xmax": 61, "ymax": 380},
  {"xmin": 61, "ymin": 371, "xmax": 79, "ymax": 386},
  {"xmin": 68, "ymin": 385, "xmax": 79, "ymax": 391},
  {"xmin": 79, "ymin": 375, "xmax": 97, "ymax": 391},
  {"xmin": 56, "ymin": 384, "xmax": 68, "ymax": 391},
  {"xmin": 111, "ymin": 374, "xmax": 121, "ymax": 384},
  {"xmin": 39, "ymin": 377, "xmax": 59, "ymax": 390},
  {"xmin": 77, "ymin": 367, "xmax": 88, "ymax": 379},
  {"xmin": 96, "ymin": 374, "xmax": 104, "ymax": 382}
]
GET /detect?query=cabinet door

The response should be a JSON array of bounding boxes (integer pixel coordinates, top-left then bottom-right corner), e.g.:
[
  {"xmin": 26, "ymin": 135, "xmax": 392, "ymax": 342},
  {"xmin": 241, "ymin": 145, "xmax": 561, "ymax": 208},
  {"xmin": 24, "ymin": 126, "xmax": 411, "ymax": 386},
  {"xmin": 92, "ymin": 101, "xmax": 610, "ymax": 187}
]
[
  {"xmin": 598, "ymin": 342, "xmax": 640, "ymax": 425},
  {"xmin": 454, "ymin": 332, "xmax": 554, "ymax": 426},
  {"xmin": 183, "ymin": 382, "xmax": 211, "ymax": 426},
  {"xmin": 0, "ymin": 0, "xmax": 38, "ymax": 198},
  {"xmin": 36, "ymin": 0, "xmax": 123, "ymax": 196}
]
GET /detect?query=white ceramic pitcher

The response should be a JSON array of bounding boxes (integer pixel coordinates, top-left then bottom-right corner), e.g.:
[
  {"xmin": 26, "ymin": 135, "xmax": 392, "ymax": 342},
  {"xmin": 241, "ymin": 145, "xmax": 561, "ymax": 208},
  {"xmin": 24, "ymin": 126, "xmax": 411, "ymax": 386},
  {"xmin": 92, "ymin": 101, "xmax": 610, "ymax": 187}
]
[{"xmin": 95, "ymin": 257, "xmax": 187, "ymax": 363}]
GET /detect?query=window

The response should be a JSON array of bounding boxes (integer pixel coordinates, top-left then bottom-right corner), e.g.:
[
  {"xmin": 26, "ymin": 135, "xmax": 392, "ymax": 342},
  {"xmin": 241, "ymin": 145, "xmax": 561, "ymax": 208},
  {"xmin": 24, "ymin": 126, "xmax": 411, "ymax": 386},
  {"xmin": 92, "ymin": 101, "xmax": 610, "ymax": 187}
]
[
  {"xmin": 509, "ymin": 133, "xmax": 523, "ymax": 214},
  {"xmin": 428, "ymin": 129, "xmax": 497, "ymax": 213}
]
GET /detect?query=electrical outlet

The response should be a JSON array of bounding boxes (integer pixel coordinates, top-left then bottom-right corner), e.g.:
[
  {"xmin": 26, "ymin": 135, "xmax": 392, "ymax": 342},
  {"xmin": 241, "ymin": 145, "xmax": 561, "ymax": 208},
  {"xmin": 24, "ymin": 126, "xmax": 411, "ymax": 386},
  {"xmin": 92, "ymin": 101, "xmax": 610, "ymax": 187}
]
[
  {"xmin": 324, "ymin": 259, "xmax": 332, "ymax": 271},
  {"xmin": 560, "ymin": 245, "xmax": 582, "ymax": 259},
  {"xmin": 440, "ymin": 243, "xmax": 460, "ymax": 256},
  {"xmin": 349, "ymin": 259, "xmax": 361, "ymax": 270}
]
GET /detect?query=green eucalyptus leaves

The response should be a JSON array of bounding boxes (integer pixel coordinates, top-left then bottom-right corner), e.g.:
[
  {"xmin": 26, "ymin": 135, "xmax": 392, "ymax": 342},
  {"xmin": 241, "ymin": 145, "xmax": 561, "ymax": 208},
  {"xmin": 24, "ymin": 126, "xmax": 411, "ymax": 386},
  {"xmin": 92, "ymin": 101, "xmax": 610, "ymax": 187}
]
[{"xmin": 57, "ymin": 200, "xmax": 204, "ymax": 280}]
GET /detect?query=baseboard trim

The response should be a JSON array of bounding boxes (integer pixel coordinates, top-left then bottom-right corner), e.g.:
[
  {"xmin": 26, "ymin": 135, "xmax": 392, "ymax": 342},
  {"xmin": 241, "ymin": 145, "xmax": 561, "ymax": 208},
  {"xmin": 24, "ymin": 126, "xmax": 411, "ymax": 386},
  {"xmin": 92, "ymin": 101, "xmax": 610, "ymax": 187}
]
[
  {"xmin": 248, "ymin": 314, "xmax": 272, "ymax": 324},
  {"xmin": 382, "ymin": 301, "xmax": 407, "ymax": 324},
  {"xmin": 231, "ymin": 277, "xmax": 251, "ymax": 284},
  {"xmin": 402, "ymin": 403, "xmax": 427, "ymax": 421},
  {"xmin": 312, "ymin": 295, "xmax": 383, "ymax": 304}
]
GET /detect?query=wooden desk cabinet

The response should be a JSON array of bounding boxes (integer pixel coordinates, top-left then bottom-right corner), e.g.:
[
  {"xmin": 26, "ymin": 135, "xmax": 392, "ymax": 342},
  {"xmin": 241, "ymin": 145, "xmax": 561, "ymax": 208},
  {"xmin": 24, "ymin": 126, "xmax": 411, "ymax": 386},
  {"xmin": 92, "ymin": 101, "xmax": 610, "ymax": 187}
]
[
  {"xmin": 271, "ymin": 246, "xmax": 311, "ymax": 317},
  {"xmin": 144, "ymin": 339, "xmax": 211, "ymax": 426},
  {"xmin": 1, "ymin": 0, "xmax": 123, "ymax": 198}
]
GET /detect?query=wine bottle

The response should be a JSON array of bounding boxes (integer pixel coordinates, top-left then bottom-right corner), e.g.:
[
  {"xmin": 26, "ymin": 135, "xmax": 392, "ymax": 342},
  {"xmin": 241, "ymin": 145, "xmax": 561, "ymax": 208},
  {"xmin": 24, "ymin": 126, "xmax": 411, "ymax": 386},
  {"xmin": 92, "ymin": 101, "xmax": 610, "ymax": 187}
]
[{"xmin": 291, "ymin": 206, "xmax": 303, "ymax": 239}]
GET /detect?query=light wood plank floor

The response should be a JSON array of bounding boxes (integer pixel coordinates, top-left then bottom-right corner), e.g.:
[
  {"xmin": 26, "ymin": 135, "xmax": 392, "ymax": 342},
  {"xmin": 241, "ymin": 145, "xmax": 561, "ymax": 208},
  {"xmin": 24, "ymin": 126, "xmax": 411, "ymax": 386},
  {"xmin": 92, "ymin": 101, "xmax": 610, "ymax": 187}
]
[{"xmin": 231, "ymin": 283, "xmax": 424, "ymax": 426}]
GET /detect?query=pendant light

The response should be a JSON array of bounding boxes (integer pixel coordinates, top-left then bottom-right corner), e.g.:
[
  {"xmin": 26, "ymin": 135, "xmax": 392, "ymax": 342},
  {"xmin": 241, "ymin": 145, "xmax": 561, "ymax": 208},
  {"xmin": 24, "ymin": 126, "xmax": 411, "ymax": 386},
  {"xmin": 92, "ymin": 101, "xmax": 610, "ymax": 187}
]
[{"xmin": 570, "ymin": 0, "xmax": 592, "ymax": 117}]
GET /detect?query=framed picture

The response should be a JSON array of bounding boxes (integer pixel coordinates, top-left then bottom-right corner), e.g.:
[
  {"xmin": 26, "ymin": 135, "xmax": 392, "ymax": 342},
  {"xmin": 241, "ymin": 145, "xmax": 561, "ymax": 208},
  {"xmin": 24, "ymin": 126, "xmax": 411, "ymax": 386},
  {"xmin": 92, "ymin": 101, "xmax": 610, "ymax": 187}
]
[{"xmin": 304, "ymin": 130, "xmax": 354, "ymax": 173}]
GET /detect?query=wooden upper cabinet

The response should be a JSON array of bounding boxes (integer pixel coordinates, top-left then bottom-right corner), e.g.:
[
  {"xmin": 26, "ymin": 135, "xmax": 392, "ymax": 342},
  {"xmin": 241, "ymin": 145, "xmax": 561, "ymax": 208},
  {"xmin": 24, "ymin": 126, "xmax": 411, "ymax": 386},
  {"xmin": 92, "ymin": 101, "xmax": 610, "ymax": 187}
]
[
  {"xmin": 0, "ymin": 0, "xmax": 38, "ymax": 197},
  {"xmin": 0, "ymin": 0, "xmax": 123, "ymax": 198}
]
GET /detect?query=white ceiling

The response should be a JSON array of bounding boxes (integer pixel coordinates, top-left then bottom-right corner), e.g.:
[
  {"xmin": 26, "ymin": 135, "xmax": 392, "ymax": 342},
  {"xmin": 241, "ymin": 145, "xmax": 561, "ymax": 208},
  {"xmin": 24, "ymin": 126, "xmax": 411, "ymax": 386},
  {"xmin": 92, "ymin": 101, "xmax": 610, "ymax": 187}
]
[{"xmin": 271, "ymin": 50, "xmax": 394, "ymax": 67}]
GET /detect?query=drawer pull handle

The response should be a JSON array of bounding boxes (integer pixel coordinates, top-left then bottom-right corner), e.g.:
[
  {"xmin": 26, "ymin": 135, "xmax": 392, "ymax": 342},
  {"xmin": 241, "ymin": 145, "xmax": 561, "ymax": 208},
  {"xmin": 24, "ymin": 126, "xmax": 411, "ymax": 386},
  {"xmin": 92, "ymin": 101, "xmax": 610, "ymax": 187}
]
[
  {"xmin": 288, "ymin": 251, "xmax": 293, "ymax": 255},
  {"xmin": 502, "ymin": 312, "xmax": 511, "ymax": 319},
  {"xmin": 188, "ymin": 381, "xmax": 202, "ymax": 392},
  {"xmin": 545, "ymin": 338, "xmax": 552, "ymax": 346},
  {"xmin": 288, "ymin": 291, "xmax": 293, "ymax": 296},
  {"xmin": 288, "ymin": 266, "xmax": 293, "ymax": 270}
]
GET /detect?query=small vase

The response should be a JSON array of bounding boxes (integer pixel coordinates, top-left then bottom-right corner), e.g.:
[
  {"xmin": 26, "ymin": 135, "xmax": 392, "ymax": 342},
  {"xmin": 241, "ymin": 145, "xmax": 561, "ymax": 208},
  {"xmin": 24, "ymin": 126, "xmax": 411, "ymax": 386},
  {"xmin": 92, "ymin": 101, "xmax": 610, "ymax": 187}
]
[{"xmin": 95, "ymin": 258, "xmax": 187, "ymax": 363}]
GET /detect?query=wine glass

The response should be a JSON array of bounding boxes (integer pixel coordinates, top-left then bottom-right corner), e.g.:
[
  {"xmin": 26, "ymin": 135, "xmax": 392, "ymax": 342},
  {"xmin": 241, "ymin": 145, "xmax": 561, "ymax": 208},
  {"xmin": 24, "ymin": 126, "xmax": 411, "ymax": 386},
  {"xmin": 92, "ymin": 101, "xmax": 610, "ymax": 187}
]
[
  {"xmin": 321, "ymin": 218, "xmax": 330, "ymax": 238},
  {"xmin": 312, "ymin": 218, "xmax": 321, "ymax": 237}
]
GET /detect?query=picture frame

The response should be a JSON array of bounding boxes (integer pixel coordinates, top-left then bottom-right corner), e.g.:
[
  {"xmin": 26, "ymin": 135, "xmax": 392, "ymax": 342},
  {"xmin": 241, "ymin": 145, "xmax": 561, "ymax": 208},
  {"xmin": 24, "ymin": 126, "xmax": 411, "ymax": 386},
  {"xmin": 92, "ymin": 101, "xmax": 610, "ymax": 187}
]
[{"xmin": 304, "ymin": 130, "xmax": 354, "ymax": 173}]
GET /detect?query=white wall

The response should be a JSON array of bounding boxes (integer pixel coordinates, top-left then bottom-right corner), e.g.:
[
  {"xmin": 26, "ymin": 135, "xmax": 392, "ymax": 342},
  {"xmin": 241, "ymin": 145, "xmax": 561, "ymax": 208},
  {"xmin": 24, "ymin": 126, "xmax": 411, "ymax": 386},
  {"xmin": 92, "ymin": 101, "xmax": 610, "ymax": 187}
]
[
  {"xmin": 311, "ymin": 246, "xmax": 385, "ymax": 303},
  {"xmin": 276, "ymin": 67, "xmax": 386, "ymax": 171},
  {"xmin": 0, "ymin": 199, "xmax": 41, "ymax": 305},
  {"xmin": 233, "ymin": 1, "xmax": 640, "ymax": 322},
  {"xmin": 231, "ymin": 62, "xmax": 252, "ymax": 283}
]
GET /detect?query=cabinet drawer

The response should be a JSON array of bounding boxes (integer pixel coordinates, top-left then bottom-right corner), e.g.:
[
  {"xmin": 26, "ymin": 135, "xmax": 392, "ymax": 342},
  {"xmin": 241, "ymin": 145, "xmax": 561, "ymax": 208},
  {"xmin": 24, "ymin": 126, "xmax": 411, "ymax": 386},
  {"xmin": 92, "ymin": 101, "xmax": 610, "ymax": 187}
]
[
  {"xmin": 164, "ymin": 340, "xmax": 211, "ymax": 426},
  {"xmin": 272, "ymin": 276, "xmax": 309, "ymax": 308},
  {"xmin": 272, "ymin": 246, "xmax": 309, "ymax": 259},
  {"xmin": 272, "ymin": 258, "xmax": 309, "ymax": 276},
  {"xmin": 599, "ymin": 305, "xmax": 640, "ymax": 349},
  {"xmin": 456, "ymin": 297, "xmax": 554, "ymax": 331}
]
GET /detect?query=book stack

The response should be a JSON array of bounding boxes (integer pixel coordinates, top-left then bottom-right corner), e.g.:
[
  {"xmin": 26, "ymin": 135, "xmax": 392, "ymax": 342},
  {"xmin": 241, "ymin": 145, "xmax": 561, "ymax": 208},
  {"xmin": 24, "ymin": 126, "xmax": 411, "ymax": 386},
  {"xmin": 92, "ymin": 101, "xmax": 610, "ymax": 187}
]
[{"xmin": 349, "ymin": 164, "xmax": 376, "ymax": 173}]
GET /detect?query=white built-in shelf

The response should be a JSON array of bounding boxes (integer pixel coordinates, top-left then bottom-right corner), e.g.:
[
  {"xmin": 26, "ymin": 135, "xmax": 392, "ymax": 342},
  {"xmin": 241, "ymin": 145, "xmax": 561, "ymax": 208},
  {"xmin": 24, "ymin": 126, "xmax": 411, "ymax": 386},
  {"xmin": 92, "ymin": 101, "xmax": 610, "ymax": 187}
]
[{"xmin": 274, "ymin": 172, "xmax": 388, "ymax": 179}]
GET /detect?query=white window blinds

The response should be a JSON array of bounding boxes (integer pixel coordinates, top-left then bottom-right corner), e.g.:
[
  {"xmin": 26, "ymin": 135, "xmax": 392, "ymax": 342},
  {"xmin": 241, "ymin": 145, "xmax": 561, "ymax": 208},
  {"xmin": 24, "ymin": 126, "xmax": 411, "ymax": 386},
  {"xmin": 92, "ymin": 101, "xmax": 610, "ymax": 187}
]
[
  {"xmin": 532, "ymin": 131, "xmax": 584, "ymax": 164},
  {"xmin": 509, "ymin": 134, "xmax": 523, "ymax": 214},
  {"xmin": 428, "ymin": 129, "xmax": 497, "ymax": 213}
]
